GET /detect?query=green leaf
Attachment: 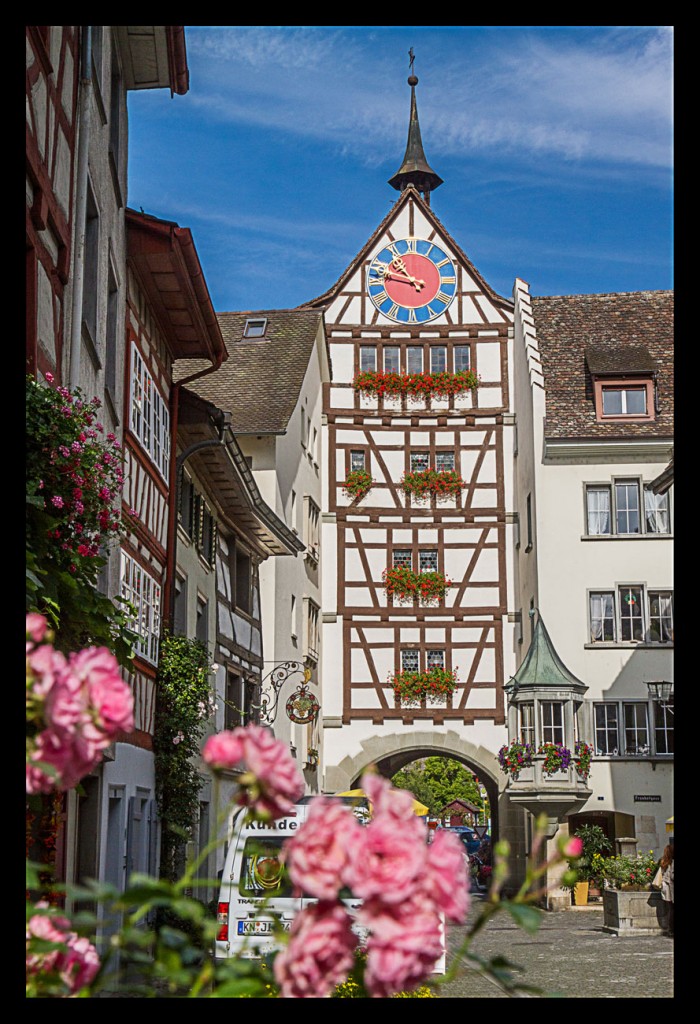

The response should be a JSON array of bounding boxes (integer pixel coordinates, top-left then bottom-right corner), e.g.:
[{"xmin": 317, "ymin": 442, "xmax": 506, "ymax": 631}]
[{"xmin": 503, "ymin": 901, "xmax": 543, "ymax": 934}]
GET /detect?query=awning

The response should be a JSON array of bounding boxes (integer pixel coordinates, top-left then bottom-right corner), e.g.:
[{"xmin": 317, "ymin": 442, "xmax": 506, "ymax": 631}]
[{"xmin": 334, "ymin": 789, "xmax": 429, "ymax": 817}]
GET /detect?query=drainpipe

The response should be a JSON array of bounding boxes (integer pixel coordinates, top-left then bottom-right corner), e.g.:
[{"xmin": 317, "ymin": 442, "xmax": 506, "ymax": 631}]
[
  {"xmin": 163, "ymin": 358, "xmax": 225, "ymax": 634},
  {"xmin": 69, "ymin": 27, "xmax": 92, "ymax": 390}
]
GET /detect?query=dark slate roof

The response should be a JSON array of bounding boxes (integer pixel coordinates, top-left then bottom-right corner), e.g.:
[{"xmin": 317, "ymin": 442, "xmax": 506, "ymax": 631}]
[
  {"xmin": 531, "ymin": 291, "xmax": 674, "ymax": 439},
  {"xmin": 173, "ymin": 308, "xmax": 324, "ymax": 434},
  {"xmin": 585, "ymin": 343, "xmax": 656, "ymax": 376}
]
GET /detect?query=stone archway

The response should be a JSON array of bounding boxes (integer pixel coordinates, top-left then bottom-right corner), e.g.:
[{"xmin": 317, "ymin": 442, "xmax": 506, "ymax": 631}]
[{"xmin": 324, "ymin": 728, "xmax": 505, "ymax": 839}]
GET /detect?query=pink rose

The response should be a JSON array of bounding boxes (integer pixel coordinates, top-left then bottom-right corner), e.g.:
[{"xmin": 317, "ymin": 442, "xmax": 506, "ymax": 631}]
[
  {"xmin": 343, "ymin": 812, "xmax": 427, "ymax": 905},
  {"xmin": 284, "ymin": 798, "xmax": 362, "ymax": 900},
  {"xmin": 27, "ymin": 643, "xmax": 66, "ymax": 698},
  {"xmin": 26, "ymin": 909, "xmax": 100, "ymax": 995},
  {"xmin": 203, "ymin": 724, "xmax": 304, "ymax": 821},
  {"xmin": 26, "ymin": 613, "xmax": 49, "ymax": 644},
  {"xmin": 362, "ymin": 900, "xmax": 444, "ymax": 998},
  {"xmin": 561, "ymin": 836, "xmax": 584, "ymax": 858},
  {"xmin": 273, "ymin": 900, "xmax": 357, "ymax": 998},
  {"xmin": 68, "ymin": 647, "xmax": 134, "ymax": 737},
  {"xmin": 421, "ymin": 829, "xmax": 470, "ymax": 923}
]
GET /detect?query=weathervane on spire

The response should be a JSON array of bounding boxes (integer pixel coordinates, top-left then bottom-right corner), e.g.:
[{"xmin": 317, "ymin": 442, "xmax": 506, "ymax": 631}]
[
  {"xmin": 408, "ymin": 47, "xmax": 415, "ymax": 73},
  {"xmin": 388, "ymin": 46, "xmax": 443, "ymax": 202}
]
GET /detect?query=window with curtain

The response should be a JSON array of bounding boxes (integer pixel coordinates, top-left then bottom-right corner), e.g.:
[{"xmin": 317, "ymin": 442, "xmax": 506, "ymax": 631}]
[
  {"xmin": 520, "ymin": 702, "xmax": 535, "ymax": 746},
  {"xmin": 586, "ymin": 487, "xmax": 611, "ymax": 535},
  {"xmin": 644, "ymin": 486, "xmax": 671, "ymax": 534}
]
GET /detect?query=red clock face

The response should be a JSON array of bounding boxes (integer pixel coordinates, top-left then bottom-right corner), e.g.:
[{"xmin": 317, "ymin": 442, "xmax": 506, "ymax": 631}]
[
  {"xmin": 383, "ymin": 253, "xmax": 441, "ymax": 309},
  {"xmin": 367, "ymin": 238, "xmax": 458, "ymax": 324}
]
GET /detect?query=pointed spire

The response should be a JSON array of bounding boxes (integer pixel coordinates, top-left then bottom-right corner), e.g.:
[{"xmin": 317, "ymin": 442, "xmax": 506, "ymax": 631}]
[
  {"xmin": 504, "ymin": 614, "xmax": 587, "ymax": 694},
  {"xmin": 388, "ymin": 49, "xmax": 443, "ymax": 204}
]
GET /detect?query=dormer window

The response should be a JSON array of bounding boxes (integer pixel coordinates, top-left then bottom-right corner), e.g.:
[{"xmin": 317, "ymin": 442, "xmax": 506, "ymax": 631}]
[
  {"xmin": 243, "ymin": 318, "xmax": 267, "ymax": 339},
  {"xmin": 586, "ymin": 344, "xmax": 657, "ymax": 423}
]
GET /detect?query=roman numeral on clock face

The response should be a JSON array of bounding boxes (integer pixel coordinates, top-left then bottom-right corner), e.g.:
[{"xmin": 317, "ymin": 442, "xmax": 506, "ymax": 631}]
[
  {"xmin": 387, "ymin": 303, "xmax": 400, "ymax": 319},
  {"xmin": 435, "ymin": 291, "xmax": 451, "ymax": 305},
  {"xmin": 440, "ymin": 275, "xmax": 456, "ymax": 285},
  {"xmin": 407, "ymin": 309, "xmax": 417, "ymax": 322},
  {"xmin": 371, "ymin": 289, "xmax": 389, "ymax": 305}
]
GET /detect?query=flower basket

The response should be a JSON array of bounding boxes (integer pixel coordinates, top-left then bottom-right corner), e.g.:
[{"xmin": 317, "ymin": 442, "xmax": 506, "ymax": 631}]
[
  {"xmin": 537, "ymin": 742, "xmax": 572, "ymax": 776},
  {"xmin": 382, "ymin": 567, "xmax": 451, "ymax": 604},
  {"xmin": 343, "ymin": 470, "xmax": 373, "ymax": 501},
  {"xmin": 352, "ymin": 370, "xmax": 479, "ymax": 399},
  {"xmin": 497, "ymin": 740, "xmax": 535, "ymax": 780},
  {"xmin": 574, "ymin": 740, "xmax": 593, "ymax": 781},
  {"xmin": 391, "ymin": 667, "xmax": 457, "ymax": 706},
  {"xmin": 401, "ymin": 469, "xmax": 465, "ymax": 500}
]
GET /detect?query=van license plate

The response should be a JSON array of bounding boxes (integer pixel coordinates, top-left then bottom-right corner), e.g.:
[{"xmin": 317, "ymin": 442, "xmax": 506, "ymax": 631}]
[{"xmin": 237, "ymin": 920, "xmax": 290, "ymax": 935}]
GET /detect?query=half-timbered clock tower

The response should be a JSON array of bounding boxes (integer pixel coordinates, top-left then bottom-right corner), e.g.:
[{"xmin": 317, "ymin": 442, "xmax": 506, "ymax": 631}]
[{"xmin": 303, "ymin": 64, "xmax": 522, "ymax": 856}]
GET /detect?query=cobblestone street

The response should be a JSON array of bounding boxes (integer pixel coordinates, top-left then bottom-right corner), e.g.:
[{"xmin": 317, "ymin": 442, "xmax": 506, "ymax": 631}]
[{"xmin": 437, "ymin": 896, "xmax": 674, "ymax": 999}]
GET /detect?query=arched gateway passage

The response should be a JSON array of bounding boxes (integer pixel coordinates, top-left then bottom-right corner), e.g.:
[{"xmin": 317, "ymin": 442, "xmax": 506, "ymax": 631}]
[{"xmin": 324, "ymin": 729, "xmax": 505, "ymax": 844}]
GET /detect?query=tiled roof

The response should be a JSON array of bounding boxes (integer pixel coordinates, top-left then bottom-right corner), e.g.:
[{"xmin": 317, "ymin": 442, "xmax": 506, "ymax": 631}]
[
  {"xmin": 531, "ymin": 291, "xmax": 674, "ymax": 439},
  {"xmin": 173, "ymin": 308, "xmax": 324, "ymax": 433}
]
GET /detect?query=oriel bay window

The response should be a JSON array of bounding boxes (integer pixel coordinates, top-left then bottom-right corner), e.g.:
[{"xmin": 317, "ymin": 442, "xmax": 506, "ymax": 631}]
[
  {"xmin": 519, "ymin": 702, "xmax": 535, "ymax": 746},
  {"xmin": 540, "ymin": 701, "xmax": 564, "ymax": 745}
]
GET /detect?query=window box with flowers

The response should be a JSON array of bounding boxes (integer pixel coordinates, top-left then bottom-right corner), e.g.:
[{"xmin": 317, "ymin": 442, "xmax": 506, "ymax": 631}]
[
  {"xmin": 343, "ymin": 470, "xmax": 373, "ymax": 502},
  {"xmin": 538, "ymin": 742, "xmax": 573, "ymax": 776},
  {"xmin": 382, "ymin": 566, "xmax": 451, "ymax": 605},
  {"xmin": 353, "ymin": 369, "xmax": 480, "ymax": 400},
  {"xmin": 574, "ymin": 740, "xmax": 593, "ymax": 781},
  {"xmin": 497, "ymin": 740, "xmax": 535, "ymax": 780},
  {"xmin": 401, "ymin": 469, "xmax": 465, "ymax": 501},
  {"xmin": 391, "ymin": 667, "xmax": 457, "ymax": 707}
]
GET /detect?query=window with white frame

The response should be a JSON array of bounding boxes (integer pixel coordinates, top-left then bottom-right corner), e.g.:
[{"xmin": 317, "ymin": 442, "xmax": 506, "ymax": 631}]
[
  {"xmin": 624, "ymin": 703, "xmax": 650, "ymax": 755},
  {"xmin": 430, "ymin": 346, "xmax": 447, "ymax": 373},
  {"xmin": 589, "ymin": 587, "xmax": 673, "ymax": 644},
  {"xmin": 243, "ymin": 318, "xmax": 267, "ymax": 338},
  {"xmin": 540, "ymin": 701, "xmax": 564, "ymax": 745},
  {"xmin": 409, "ymin": 452, "xmax": 430, "ymax": 472},
  {"xmin": 130, "ymin": 345, "xmax": 170, "ymax": 481},
  {"xmin": 350, "ymin": 450, "xmax": 366, "ymax": 472},
  {"xmin": 520, "ymin": 702, "xmax": 535, "ymax": 746},
  {"xmin": 401, "ymin": 649, "xmax": 419, "ymax": 673},
  {"xmin": 304, "ymin": 496, "xmax": 320, "ymax": 559},
  {"xmin": 393, "ymin": 549, "xmax": 412, "ymax": 568},
  {"xmin": 418, "ymin": 550, "xmax": 438, "ymax": 572},
  {"xmin": 406, "ymin": 346, "xmax": 423, "ymax": 373},
  {"xmin": 654, "ymin": 699, "xmax": 674, "ymax": 754},
  {"xmin": 359, "ymin": 346, "xmax": 377, "ymax": 372},
  {"xmin": 434, "ymin": 451, "xmax": 455, "ymax": 472},
  {"xmin": 305, "ymin": 599, "xmax": 320, "ymax": 662},
  {"xmin": 120, "ymin": 551, "xmax": 161, "ymax": 665},
  {"xmin": 383, "ymin": 346, "xmax": 400, "ymax": 372},
  {"xmin": 585, "ymin": 479, "xmax": 671, "ymax": 536},
  {"xmin": 454, "ymin": 345, "xmax": 471, "ymax": 372}
]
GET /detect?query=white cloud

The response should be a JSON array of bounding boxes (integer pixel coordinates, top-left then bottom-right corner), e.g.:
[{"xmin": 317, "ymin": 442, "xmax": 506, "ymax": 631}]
[{"xmin": 182, "ymin": 26, "xmax": 672, "ymax": 170}]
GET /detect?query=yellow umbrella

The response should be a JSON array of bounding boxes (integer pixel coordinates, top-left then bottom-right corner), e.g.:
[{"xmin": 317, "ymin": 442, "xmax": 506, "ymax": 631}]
[
  {"xmin": 334, "ymin": 788, "xmax": 429, "ymax": 816},
  {"xmin": 665, "ymin": 815, "xmax": 674, "ymax": 834}
]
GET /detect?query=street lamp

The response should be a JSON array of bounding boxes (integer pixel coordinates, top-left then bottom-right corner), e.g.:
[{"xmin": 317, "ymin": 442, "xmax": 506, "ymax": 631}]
[{"xmin": 646, "ymin": 680, "xmax": 674, "ymax": 712}]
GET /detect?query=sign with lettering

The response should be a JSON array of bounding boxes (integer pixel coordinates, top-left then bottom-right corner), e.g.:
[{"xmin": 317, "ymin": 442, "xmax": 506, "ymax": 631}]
[{"xmin": 633, "ymin": 795, "xmax": 662, "ymax": 802}]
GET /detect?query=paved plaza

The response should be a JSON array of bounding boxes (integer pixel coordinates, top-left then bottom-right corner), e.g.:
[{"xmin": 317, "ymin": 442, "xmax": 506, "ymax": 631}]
[{"xmin": 437, "ymin": 894, "xmax": 674, "ymax": 999}]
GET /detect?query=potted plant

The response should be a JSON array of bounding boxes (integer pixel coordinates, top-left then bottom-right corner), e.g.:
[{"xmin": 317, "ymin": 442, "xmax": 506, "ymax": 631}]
[
  {"xmin": 599, "ymin": 850, "xmax": 665, "ymax": 935},
  {"xmin": 569, "ymin": 824, "xmax": 612, "ymax": 903}
]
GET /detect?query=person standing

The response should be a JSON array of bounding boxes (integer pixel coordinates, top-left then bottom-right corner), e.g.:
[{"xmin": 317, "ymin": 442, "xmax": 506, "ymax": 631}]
[{"xmin": 659, "ymin": 843, "xmax": 674, "ymax": 937}]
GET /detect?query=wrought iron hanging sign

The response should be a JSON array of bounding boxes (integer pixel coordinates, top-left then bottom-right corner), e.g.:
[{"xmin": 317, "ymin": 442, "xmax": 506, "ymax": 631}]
[{"xmin": 286, "ymin": 680, "xmax": 320, "ymax": 724}]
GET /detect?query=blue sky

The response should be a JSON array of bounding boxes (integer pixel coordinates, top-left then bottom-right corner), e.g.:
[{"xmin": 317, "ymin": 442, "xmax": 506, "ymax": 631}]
[{"xmin": 127, "ymin": 26, "xmax": 673, "ymax": 314}]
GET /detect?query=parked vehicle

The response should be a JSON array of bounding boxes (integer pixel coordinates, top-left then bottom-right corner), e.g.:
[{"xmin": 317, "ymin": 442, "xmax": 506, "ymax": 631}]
[
  {"xmin": 214, "ymin": 796, "xmax": 369, "ymax": 963},
  {"xmin": 439, "ymin": 825, "xmax": 483, "ymax": 856}
]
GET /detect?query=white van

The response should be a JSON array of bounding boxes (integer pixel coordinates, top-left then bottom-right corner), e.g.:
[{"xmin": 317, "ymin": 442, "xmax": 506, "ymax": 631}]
[
  {"xmin": 214, "ymin": 795, "xmax": 369, "ymax": 964},
  {"xmin": 213, "ymin": 793, "xmax": 446, "ymax": 975}
]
